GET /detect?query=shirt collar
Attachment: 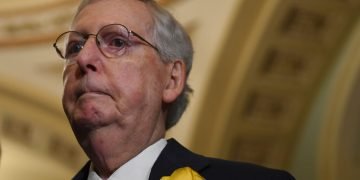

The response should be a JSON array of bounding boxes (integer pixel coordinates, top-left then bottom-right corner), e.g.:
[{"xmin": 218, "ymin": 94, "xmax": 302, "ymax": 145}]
[{"xmin": 87, "ymin": 138, "xmax": 167, "ymax": 180}]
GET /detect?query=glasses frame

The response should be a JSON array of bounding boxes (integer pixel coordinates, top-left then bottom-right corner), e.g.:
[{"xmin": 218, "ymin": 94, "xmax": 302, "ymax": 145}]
[{"xmin": 53, "ymin": 23, "xmax": 159, "ymax": 60}]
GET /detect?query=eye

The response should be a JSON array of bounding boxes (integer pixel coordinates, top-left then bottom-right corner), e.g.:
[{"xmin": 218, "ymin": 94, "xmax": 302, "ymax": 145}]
[
  {"xmin": 109, "ymin": 38, "xmax": 127, "ymax": 48},
  {"xmin": 100, "ymin": 32, "xmax": 129, "ymax": 51},
  {"xmin": 65, "ymin": 41, "xmax": 84, "ymax": 58}
]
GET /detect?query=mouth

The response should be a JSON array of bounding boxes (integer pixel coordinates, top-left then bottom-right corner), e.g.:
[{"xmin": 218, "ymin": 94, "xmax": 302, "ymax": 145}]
[
  {"xmin": 76, "ymin": 90, "xmax": 108, "ymax": 100},
  {"xmin": 73, "ymin": 78, "xmax": 113, "ymax": 101},
  {"xmin": 75, "ymin": 83, "xmax": 111, "ymax": 100}
]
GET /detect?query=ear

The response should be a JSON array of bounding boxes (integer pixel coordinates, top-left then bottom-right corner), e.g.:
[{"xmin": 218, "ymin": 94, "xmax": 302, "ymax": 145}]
[{"xmin": 163, "ymin": 60, "xmax": 186, "ymax": 103}]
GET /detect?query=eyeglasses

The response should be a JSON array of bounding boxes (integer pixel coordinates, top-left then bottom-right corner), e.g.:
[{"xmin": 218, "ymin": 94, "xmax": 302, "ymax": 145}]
[{"xmin": 53, "ymin": 24, "xmax": 158, "ymax": 63}]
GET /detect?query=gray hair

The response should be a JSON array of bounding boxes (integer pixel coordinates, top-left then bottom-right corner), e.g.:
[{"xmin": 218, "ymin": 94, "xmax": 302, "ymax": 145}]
[{"xmin": 74, "ymin": 0, "xmax": 194, "ymax": 130}]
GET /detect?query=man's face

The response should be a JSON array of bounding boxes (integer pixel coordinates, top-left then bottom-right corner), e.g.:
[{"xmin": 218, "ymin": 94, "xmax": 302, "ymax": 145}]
[{"xmin": 62, "ymin": 0, "xmax": 171, "ymax": 157}]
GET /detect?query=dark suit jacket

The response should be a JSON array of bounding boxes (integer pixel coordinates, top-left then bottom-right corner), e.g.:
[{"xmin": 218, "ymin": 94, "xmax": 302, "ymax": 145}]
[{"xmin": 73, "ymin": 138, "xmax": 295, "ymax": 180}]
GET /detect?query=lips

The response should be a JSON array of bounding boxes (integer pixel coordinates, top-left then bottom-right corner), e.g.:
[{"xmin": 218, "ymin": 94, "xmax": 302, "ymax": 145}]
[
  {"xmin": 75, "ymin": 81, "xmax": 110, "ymax": 100},
  {"xmin": 76, "ymin": 88, "xmax": 107, "ymax": 99}
]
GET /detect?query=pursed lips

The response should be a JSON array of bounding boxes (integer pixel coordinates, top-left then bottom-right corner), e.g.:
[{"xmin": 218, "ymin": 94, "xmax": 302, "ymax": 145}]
[
  {"xmin": 75, "ymin": 87, "xmax": 109, "ymax": 100},
  {"xmin": 73, "ymin": 78, "xmax": 114, "ymax": 101}
]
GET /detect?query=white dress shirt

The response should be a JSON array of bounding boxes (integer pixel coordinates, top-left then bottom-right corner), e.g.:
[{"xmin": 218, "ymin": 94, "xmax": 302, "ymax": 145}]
[{"xmin": 87, "ymin": 139, "xmax": 167, "ymax": 180}]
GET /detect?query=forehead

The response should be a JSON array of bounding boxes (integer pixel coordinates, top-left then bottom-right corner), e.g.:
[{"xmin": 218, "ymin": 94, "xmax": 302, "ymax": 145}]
[{"xmin": 72, "ymin": 0, "xmax": 153, "ymax": 33}]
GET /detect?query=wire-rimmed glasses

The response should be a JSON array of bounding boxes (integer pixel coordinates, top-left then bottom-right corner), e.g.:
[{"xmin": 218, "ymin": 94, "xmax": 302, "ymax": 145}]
[{"xmin": 53, "ymin": 24, "xmax": 158, "ymax": 63}]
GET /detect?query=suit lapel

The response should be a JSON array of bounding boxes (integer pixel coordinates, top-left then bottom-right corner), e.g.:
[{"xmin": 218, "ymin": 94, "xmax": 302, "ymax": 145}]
[{"xmin": 149, "ymin": 138, "xmax": 209, "ymax": 180}]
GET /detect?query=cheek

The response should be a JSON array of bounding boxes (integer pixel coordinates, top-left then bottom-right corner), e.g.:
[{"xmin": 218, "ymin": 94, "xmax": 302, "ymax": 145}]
[
  {"xmin": 112, "ymin": 64, "xmax": 148, "ymax": 102},
  {"xmin": 110, "ymin": 61, "xmax": 164, "ymax": 108},
  {"xmin": 62, "ymin": 69, "xmax": 78, "ymax": 112},
  {"xmin": 62, "ymin": 81, "xmax": 74, "ymax": 103},
  {"xmin": 62, "ymin": 84, "xmax": 73, "ymax": 115}
]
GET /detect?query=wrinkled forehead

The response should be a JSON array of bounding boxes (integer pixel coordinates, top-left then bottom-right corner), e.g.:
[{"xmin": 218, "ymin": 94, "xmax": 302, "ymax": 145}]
[{"xmin": 72, "ymin": 0, "xmax": 154, "ymax": 34}]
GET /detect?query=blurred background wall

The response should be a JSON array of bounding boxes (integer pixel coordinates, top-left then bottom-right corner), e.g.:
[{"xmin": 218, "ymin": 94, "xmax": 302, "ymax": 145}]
[{"xmin": 0, "ymin": 0, "xmax": 359, "ymax": 179}]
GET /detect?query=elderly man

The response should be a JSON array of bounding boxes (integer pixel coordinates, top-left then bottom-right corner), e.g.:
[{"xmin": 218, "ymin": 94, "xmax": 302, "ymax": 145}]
[{"xmin": 53, "ymin": 0, "xmax": 295, "ymax": 179}]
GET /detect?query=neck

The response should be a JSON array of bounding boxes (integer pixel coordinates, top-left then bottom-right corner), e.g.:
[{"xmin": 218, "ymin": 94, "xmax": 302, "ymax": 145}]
[{"xmin": 81, "ymin": 125, "xmax": 165, "ymax": 178}]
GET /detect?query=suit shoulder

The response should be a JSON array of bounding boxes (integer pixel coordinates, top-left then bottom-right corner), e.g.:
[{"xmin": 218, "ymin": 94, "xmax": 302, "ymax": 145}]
[
  {"xmin": 72, "ymin": 161, "xmax": 91, "ymax": 180},
  {"xmin": 201, "ymin": 157, "xmax": 295, "ymax": 180},
  {"xmin": 162, "ymin": 139, "xmax": 295, "ymax": 180}
]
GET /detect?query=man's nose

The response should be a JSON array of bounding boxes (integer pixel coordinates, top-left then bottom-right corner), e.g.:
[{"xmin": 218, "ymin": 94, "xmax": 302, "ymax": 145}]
[{"xmin": 75, "ymin": 37, "xmax": 101, "ymax": 73}]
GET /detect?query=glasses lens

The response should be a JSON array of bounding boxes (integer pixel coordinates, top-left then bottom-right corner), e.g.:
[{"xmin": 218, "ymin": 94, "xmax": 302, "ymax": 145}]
[
  {"xmin": 55, "ymin": 31, "xmax": 85, "ymax": 59},
  {"xmin": 97, "ymin": 24, "xmax": 130, "ymax": 57}
]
